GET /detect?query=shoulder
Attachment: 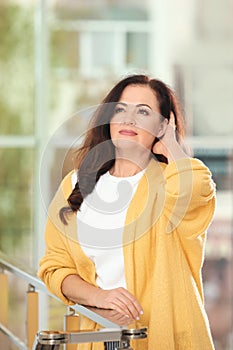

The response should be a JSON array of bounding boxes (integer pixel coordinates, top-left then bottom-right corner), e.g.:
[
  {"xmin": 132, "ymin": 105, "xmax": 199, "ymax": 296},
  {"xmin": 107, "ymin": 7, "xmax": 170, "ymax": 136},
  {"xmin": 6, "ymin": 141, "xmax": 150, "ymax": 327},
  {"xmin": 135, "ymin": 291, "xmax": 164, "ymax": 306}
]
[{"xmin": 164, "ymin": 157, "xmax": 213, "ymax": 176}]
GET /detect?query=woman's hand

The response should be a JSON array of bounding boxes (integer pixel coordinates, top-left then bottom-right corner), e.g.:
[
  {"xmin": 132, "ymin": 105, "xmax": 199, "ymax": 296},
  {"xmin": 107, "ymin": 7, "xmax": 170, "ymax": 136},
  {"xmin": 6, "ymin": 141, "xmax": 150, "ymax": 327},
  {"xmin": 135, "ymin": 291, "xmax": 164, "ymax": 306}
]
[
  {"xmin": 153, "ymin": 112, "xmax": 188, "ymax": 162},
  {"xmin": 153, "ymin": 112, "xmax": 176, "ymax": 156},
  {"xmin": 62, "ymin": 274, "xmax": 143, "ymax": 322},
  {"xmin": 93, "ymin": 287, "xmax": 143, "ymax": 321},
  {"xmin": 87, "ymin": 306, "xmax": 136, "ymax": 326}
]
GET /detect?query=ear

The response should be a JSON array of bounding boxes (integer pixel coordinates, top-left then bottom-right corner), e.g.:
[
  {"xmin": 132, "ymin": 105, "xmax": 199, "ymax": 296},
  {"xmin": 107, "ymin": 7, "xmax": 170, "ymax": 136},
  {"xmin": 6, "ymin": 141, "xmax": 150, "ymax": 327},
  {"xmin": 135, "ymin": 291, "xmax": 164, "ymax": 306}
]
[{"xmin": 156, "ymin": 118, "xmax": 168, "ymax": 139}]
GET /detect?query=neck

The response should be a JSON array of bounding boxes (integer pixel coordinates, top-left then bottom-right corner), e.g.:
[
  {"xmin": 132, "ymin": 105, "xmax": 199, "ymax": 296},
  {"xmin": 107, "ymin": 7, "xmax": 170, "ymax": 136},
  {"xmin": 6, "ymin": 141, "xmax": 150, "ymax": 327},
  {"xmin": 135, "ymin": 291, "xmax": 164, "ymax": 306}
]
[{"xmin": 110, "ymin": 149, "xmax": 151, "ymax": 177}]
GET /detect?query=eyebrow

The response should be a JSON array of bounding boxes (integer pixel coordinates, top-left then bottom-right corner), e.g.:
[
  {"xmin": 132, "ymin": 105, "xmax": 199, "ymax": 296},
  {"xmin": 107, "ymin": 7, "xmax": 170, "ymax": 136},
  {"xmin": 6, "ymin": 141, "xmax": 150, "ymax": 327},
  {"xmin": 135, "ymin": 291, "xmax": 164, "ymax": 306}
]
[
  {"xmin": 136, "ymin": 103, "xmax": 152, "ymax": 110},
  {"xmin": 116, "ymin": 102, "xmax": 152, "ymax": 110}
]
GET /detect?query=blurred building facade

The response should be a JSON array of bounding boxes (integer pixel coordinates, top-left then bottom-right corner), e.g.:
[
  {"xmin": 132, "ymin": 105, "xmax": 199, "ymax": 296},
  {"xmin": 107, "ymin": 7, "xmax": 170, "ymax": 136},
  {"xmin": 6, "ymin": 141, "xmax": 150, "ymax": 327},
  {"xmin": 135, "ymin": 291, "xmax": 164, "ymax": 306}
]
[{"xmin": 0, "ymin": 0, "xmax": 232, "ymax": 349}]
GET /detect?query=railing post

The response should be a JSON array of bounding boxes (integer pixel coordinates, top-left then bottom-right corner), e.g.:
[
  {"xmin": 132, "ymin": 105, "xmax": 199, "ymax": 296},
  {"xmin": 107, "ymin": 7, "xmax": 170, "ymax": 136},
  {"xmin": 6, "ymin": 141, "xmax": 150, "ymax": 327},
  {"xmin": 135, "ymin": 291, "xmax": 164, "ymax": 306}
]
[
  {"xmin": 64, "ymin": 307, "xmax": 80, "ymax": 350},
  {"xmin": 0, "ymin": 270, "xmax": 9, "ymax": 349},
  {"xmin": 27, "ymin": 284, "xmax": 39, "ymax": 349}
]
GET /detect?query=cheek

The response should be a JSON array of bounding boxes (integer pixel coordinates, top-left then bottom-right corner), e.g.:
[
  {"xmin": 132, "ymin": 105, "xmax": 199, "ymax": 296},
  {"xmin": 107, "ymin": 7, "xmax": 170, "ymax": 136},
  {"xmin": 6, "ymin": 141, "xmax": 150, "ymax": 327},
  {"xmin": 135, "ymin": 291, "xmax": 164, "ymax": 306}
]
[
  {"xmin": 139, "ymin": 132, "xmax": 156, "ymax": 149},
  {"xmin": 138, "ymin": 120, "xmax": 161, "ymax": 137},
  {"xmin": 137, "ymin": 121, "xmax": 162, "ymax": 148},
  {"xmin": 110, "ymin": 122, "xmax": 120, "ymax": 142},
  {"xmin": 110, "ymin": 122, "xmax": 116, "ymax": 138}
]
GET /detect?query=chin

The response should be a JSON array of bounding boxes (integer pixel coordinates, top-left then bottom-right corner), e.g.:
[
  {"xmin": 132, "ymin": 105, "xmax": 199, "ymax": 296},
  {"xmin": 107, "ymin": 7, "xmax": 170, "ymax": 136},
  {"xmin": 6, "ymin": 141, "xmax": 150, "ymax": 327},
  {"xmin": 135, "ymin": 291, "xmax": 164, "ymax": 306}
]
[{"xmin": 113, "ymin": 138, "xmax": 139, "ymax": 150}]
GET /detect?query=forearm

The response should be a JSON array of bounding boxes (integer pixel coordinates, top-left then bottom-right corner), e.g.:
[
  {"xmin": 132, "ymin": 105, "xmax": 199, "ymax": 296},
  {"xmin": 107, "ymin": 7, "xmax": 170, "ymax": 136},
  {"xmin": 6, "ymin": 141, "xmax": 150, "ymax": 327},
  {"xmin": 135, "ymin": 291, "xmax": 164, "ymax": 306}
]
[
  {"xmin": 61, "ymin": 274, "xmax": 99, "ymax": 306},
  {"xmin": 61, "ymin": 274, "xmax": 143, "ymax": 321},
  {"xmin": 164, "ymin": 157, "xmax": 216, "ymax": 235}
]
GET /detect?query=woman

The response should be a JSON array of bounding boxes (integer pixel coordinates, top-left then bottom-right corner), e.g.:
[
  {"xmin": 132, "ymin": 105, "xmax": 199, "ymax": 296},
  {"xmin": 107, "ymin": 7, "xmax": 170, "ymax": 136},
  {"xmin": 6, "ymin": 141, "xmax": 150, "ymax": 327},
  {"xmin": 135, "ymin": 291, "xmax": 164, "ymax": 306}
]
[{"xmin": 38, "ymin": 74, "xmax": 216, "ymax": 349}]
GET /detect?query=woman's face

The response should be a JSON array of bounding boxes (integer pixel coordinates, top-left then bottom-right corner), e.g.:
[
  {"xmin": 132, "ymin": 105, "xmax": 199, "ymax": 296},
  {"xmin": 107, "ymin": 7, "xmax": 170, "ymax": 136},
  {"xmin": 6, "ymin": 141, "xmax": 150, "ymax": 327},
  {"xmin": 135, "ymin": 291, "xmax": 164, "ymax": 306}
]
[{"xmin": 110, "ymin": 84, "xmax": 167, "ymax": 152}]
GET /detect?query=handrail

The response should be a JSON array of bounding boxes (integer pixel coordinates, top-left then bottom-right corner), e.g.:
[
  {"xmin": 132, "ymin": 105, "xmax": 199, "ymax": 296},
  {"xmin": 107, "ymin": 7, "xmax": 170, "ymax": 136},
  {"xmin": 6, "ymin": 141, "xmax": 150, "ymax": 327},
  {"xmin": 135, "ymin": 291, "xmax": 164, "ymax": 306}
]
[
  {"xmin": 1, "ymin": 250, "xmax": 142, "ymax": 350},
  {"xmin": 33, "ymin": 328, "xmax": 148, "ymax": 349},
  {"xmin": 0, "ymin": 323, "xmax": 28, "ymax": 350},
  {"xmin": 0, "ymin": 251, "xmax": 55, "ymax": 350},
  {"xmin": 0, "ymin": 251, "xmax": 58, "ymax": 300},
  {"xmin": 0, "ymin": 251, "xmax": 122, "ymax": 329}
]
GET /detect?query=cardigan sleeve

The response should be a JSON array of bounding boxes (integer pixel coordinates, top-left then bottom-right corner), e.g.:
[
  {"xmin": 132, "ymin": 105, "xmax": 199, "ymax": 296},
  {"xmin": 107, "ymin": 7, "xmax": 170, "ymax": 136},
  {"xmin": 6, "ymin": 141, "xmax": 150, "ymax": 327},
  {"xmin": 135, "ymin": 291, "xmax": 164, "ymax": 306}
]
[
  {"xmin": 38, "ymin": 216, "xmax": 77, "ymax": 305},
  {"xmin": 38, "ymin": 173, "xmax": 77, "ymax": 305},
  {"xmin": 162, "ymin": 157, "xmax": 216, "ymax": 238}
]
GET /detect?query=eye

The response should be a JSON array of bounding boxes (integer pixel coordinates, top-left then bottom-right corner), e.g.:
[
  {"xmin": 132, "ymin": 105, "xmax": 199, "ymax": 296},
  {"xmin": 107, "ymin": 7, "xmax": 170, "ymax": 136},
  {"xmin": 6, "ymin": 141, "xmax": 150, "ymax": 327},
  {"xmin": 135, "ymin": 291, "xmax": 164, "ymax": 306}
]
[
  {"xmin": 114, "ymin": 106, "xmax": 125, "ymax": 114},
  {"xmin": 137, "ymin": 108, "xmax": 150, "ymax": 116}
]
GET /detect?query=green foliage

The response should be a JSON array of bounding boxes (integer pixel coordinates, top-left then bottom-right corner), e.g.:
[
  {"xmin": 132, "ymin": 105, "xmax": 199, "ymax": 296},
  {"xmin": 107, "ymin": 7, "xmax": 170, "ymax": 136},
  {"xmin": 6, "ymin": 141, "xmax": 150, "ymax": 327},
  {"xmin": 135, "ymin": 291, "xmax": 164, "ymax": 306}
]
[
  {"xmin": 0, "ymin": 1, "xmax": 34, "ymax": 135},
  {"xmin": 0, "ymin": 2, "xmax": 34, "ymax": 264},
  {"xmin": 0, "ymin": 147, "xmax": 34, "ymax": 259}
]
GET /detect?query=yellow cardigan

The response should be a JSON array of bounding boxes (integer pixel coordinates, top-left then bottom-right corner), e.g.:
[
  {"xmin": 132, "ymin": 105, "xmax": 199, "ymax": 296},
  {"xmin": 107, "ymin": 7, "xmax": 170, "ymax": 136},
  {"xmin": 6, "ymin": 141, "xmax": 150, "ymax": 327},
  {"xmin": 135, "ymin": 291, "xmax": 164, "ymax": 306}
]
[{"xmin": 38, "ymin": 158, "xmax": 216, "ymax": 350}]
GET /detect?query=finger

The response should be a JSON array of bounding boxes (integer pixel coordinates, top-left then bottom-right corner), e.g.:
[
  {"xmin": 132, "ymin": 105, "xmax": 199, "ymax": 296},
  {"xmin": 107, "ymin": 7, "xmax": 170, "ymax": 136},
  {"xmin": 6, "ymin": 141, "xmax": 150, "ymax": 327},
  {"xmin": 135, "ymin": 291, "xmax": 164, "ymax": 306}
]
[
  {"xmin": 169, "ymin": 111, "xmax": 176, "ymax": 129},
  {"xmin": 123, "ymin": 294, "xmax": 143, "ymax": 319},
  {"xmin": 117, "ymin": 289, "xmax": 143, "ymax": 319},
  {"xmin": 104, "ymin": 294, "xmax": 136, "ymax": 319},
  {"xmin": 108, "ymin": 295, "xmax": 139, "ymax": 320},
  {"xmin": 125, "ymin": 299, "xmax": 142, "ymax": 320},
  {"xmin": 107, "ymin": 300, "xmax": 131, "ymax": 317},
  {"xmin": 108, "ymin": 296, "xmax": 137, "ymax": 319},
  {"xmin": 101, "ymin": 288, "xmax": 143, "ymax": 320},
  {"xmin": 117, "ymin": 315, "xmax": 134, "ymax": 326},
  {"xmin": 108, "ymin": 310, "xmax": 134, "ymax": 326}
]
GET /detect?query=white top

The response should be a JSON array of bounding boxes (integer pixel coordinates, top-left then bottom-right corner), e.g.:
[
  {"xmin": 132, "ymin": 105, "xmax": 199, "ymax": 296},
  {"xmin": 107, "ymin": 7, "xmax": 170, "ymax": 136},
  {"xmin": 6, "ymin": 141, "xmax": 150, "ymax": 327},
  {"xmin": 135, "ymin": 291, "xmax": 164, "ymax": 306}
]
[{"xmin": 71, "ymin": 169, "xmax": 145, "ymax": 290}]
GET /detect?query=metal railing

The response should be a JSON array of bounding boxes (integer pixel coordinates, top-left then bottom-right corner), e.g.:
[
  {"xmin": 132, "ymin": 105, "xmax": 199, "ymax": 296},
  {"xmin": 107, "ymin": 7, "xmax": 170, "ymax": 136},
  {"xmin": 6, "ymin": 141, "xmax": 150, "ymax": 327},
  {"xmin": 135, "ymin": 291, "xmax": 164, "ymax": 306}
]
[
  {"xmin": 0, "ymin": 251, "xmax": 52, "ymax": 350},
  {"xmin": 0, "ymin": 251, "xmax": 148, "ymax": 350},
  {"xmin": 33, "ymin": 328, "xmax": 147, "ymax": 350}
]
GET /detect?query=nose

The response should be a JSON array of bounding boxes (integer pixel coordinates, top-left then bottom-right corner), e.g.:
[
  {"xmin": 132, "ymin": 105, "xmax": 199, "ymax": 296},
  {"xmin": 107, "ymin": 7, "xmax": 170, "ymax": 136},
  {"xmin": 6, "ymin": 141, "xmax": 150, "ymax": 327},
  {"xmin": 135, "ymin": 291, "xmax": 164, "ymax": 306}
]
[
  {"xmin": 124, "ymin": 119, "xmax": 136, "ymax": 125},
  {"xmin": 123, "ymin": 106, "xmax": 136, "ymax": 125}
]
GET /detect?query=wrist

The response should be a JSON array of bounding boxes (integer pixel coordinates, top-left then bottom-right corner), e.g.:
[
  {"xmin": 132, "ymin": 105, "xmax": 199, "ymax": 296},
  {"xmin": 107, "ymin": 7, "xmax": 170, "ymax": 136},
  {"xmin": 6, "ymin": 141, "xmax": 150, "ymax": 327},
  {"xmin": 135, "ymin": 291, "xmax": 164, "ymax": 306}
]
[
  {"xmin": 167, "ymin": 141, "xmax": 188, "ymax": 163},
  {"xmin": 61, "ymin": 274, "xmax": 100, "ymax": 306},
  {"xmin": 90, "ymin": 286, "xmax": 103, "ymax": 308}
]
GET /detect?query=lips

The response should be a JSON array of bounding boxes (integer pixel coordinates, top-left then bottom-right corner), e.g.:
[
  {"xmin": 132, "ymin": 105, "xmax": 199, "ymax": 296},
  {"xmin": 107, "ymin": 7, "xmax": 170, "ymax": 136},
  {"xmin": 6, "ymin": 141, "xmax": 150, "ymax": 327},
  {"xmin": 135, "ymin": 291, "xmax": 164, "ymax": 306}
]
[{"xmin": 119, "ymin": 129, "xmax": 138, "ymax": 136}]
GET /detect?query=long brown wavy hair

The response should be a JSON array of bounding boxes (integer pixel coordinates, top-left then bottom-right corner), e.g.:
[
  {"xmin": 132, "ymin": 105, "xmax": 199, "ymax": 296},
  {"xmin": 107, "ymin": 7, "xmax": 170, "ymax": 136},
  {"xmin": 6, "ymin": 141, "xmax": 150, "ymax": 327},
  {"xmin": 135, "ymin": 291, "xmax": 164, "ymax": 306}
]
[{"xmin": 60, "ymin": 74, "xmax": 186, "ymax": 224}]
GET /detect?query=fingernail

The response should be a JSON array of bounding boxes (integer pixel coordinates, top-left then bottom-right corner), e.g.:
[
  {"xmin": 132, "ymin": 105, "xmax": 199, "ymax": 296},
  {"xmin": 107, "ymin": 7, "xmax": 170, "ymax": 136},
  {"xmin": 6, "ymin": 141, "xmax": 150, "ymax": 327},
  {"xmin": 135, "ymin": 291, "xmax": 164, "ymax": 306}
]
[
  {"xmin": 136, "ymin": 316, "xmax": 140, "ymax": 320},
  {"xmin": 140, "ymin": 310, "xmax": 144, "ymax": 315}
]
